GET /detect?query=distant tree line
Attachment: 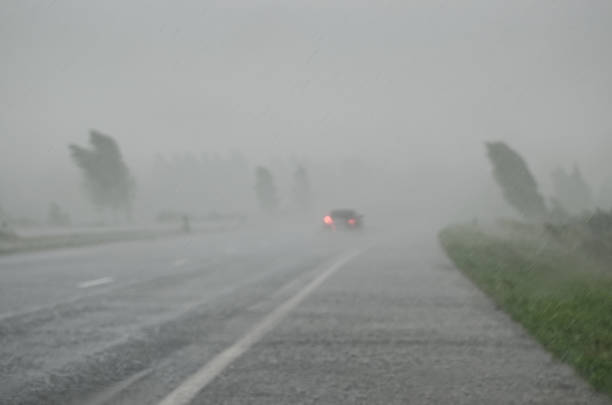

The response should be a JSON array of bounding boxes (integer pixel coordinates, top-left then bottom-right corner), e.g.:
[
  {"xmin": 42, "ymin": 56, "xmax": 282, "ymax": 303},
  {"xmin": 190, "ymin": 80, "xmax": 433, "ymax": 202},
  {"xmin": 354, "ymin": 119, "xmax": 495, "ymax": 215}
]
[
  {"xmin": 254, "ymin": 164, "xmax": 312, "ymax": 215},
  {"xmin": 551, "ymin": 166, "xmax": 593, "ymax": 215},
  {"xmin": 149, "ymin": 150, "xmax": 251, "ymax": 215},
  {"xmin": 67, "ymin": 130, "xmax": 314, "ymax": 222}
]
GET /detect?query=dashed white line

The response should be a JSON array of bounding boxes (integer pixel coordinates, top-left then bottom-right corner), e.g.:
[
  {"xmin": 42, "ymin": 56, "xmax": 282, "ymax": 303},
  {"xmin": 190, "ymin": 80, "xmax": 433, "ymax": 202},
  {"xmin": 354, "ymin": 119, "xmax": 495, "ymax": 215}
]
[
  {"xmin": 77, "ymin": 277, "xmax": 114, "ymax": 289},
  {"xmin": 157, "ymin": 249, "xmax": 362, "ymax": 405}
]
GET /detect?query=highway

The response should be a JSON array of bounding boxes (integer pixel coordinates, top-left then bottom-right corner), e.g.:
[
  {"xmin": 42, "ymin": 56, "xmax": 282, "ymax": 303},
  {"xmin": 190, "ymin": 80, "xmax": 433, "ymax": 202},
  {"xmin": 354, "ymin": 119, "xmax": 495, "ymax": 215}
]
[{"xmin": 0, "ymin": 225, "xmax": 607, "ymax": 404}]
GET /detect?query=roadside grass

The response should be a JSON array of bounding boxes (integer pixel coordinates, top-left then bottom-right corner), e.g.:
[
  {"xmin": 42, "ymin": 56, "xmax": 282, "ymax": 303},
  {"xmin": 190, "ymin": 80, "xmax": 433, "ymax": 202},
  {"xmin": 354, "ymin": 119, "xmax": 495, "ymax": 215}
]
[{"xmin": 439, "ymin": 224, "xmax": 612, "ymax": 396}]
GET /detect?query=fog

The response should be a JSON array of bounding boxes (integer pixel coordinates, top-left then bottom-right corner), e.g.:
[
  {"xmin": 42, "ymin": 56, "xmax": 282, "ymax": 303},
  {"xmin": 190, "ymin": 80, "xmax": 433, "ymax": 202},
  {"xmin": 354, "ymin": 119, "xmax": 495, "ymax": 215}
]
[{"xmin": 1, "ymin": 0, "xmax": 611, "ymax": 227}]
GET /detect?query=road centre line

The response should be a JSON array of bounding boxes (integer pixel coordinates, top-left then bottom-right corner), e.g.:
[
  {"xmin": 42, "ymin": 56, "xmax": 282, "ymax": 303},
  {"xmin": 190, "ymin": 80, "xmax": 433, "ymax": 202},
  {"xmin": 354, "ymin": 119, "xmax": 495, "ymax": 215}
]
[
  {"xmin": 0, "ymin": 259, "xmax": 224, "ymax": 322},
  {"xmin": 157, "ymin": 249, "xmax": 362, "ymax": 405}
]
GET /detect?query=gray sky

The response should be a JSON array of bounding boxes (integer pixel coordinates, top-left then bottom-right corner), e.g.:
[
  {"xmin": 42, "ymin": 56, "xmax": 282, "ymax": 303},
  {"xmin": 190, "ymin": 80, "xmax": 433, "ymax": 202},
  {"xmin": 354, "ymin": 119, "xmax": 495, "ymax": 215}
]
[{"xmin": 1, "ymin": 0, "xmax": 612, "ymax": 217}]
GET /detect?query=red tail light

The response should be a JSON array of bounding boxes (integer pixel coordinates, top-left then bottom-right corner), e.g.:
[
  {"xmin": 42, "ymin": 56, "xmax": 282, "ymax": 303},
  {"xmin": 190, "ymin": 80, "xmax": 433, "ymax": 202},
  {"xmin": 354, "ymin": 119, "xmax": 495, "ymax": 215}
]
[
  {"xmin": 348, "ymin": 218, "xmax": 357, "ymax": 225},
  {"xmin": 323, "ymin": 215, "xmax": 333, "ymax": 225}
]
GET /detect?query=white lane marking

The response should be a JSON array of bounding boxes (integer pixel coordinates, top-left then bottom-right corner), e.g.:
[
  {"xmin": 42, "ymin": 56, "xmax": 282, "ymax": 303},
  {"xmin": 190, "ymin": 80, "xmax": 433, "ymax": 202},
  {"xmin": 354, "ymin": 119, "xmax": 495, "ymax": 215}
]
[
  {"xmin": 173, "ymin": 258, "xmax": 189, "ymax": 267},
  {"xmin": 158, "ymin": 249, "xmax": 362, "ymax": 405},
  {"xmin": 77, "ymin": 277, "xmax": 114, "ymax": 289},
  {"xmin": 0, "ymin": 258, "xmax": 218, "ymax": 322}
]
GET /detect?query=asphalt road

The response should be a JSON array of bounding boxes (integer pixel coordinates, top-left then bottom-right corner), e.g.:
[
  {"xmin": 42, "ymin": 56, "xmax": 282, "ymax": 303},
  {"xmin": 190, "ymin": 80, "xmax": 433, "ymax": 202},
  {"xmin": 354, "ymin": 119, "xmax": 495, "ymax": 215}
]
[{"xmin": 0, "ymin": 225, "xmax": 608, "ymax": 404}]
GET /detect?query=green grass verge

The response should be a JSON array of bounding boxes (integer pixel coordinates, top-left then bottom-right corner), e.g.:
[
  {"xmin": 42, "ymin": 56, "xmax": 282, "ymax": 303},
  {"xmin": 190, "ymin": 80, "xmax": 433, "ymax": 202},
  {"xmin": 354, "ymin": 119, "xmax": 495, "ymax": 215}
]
[{"xmin": 439, "ymin": 224, "xmax": 612, "ymax": 396}]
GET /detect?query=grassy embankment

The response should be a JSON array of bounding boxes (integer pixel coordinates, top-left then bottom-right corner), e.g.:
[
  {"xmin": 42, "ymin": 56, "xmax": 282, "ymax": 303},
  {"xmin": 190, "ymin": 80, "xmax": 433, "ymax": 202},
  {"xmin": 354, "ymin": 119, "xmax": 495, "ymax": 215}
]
[{"xmin": 439, "ymin": 223, "xmax": 612, "ymax": 396}]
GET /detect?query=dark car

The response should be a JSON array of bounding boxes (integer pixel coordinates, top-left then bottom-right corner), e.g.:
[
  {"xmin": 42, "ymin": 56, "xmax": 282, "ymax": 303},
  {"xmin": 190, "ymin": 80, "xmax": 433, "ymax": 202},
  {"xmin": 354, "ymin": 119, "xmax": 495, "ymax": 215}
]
[{"xmin": 322, "ymin": 209, "xmax": 363, "ymax": 230}]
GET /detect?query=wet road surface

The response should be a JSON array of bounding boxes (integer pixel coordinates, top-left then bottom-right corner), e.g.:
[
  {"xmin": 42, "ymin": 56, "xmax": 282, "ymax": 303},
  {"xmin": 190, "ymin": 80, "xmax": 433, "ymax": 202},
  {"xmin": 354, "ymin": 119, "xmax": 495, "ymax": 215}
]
[{"xmin": 0, "ymin": 226, "xmax": 608, "ymax": 404}]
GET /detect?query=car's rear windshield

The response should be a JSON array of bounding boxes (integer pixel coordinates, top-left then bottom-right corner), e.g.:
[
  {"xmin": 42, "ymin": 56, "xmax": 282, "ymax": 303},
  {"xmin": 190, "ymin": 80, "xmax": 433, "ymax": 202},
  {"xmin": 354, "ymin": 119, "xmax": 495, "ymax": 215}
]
[{"xmin": 331, "ymin": 210, "xmax": 356, "ymax": 219}]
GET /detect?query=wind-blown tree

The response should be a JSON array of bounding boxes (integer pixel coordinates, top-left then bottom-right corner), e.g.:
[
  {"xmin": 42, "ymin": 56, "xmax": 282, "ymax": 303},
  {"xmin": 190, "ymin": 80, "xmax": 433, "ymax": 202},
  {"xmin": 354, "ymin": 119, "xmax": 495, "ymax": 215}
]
[
  {"xmin": 292, "ymin": 165, "xmax": 312, "ymax": 213},
  {"xmin": 551, "ymin": 165, "xmax": 593, "ymax": 215},
  {"xmin": 485, "ymin": 142, "xmax": 548, "ymax": 221},
  {"xmin": 69, "ymin": 130, "xmax": 135, "ymax": 219},
  {"xmin": 254, "ymin": 166, "xmax": 278, "ymax": 213}
]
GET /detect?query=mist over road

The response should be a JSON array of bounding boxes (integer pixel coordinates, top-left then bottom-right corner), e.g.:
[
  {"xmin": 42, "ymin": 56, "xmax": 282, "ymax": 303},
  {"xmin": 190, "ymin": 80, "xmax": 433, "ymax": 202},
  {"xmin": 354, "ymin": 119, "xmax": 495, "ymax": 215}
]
[
  {"xmin": 2, "ymin": 1, "xmax": 612, "ymax": 403},
  {"xmin": 0, "ymin": 226, "xmax": 606, "ymax": 405}
]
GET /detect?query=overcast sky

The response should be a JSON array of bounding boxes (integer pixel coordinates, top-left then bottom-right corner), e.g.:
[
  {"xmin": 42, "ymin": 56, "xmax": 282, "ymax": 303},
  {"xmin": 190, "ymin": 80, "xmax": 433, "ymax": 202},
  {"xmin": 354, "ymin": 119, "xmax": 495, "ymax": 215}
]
[{"xmin": 1, "ymin": 0, "xmax": 612, "ymax": 216}]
